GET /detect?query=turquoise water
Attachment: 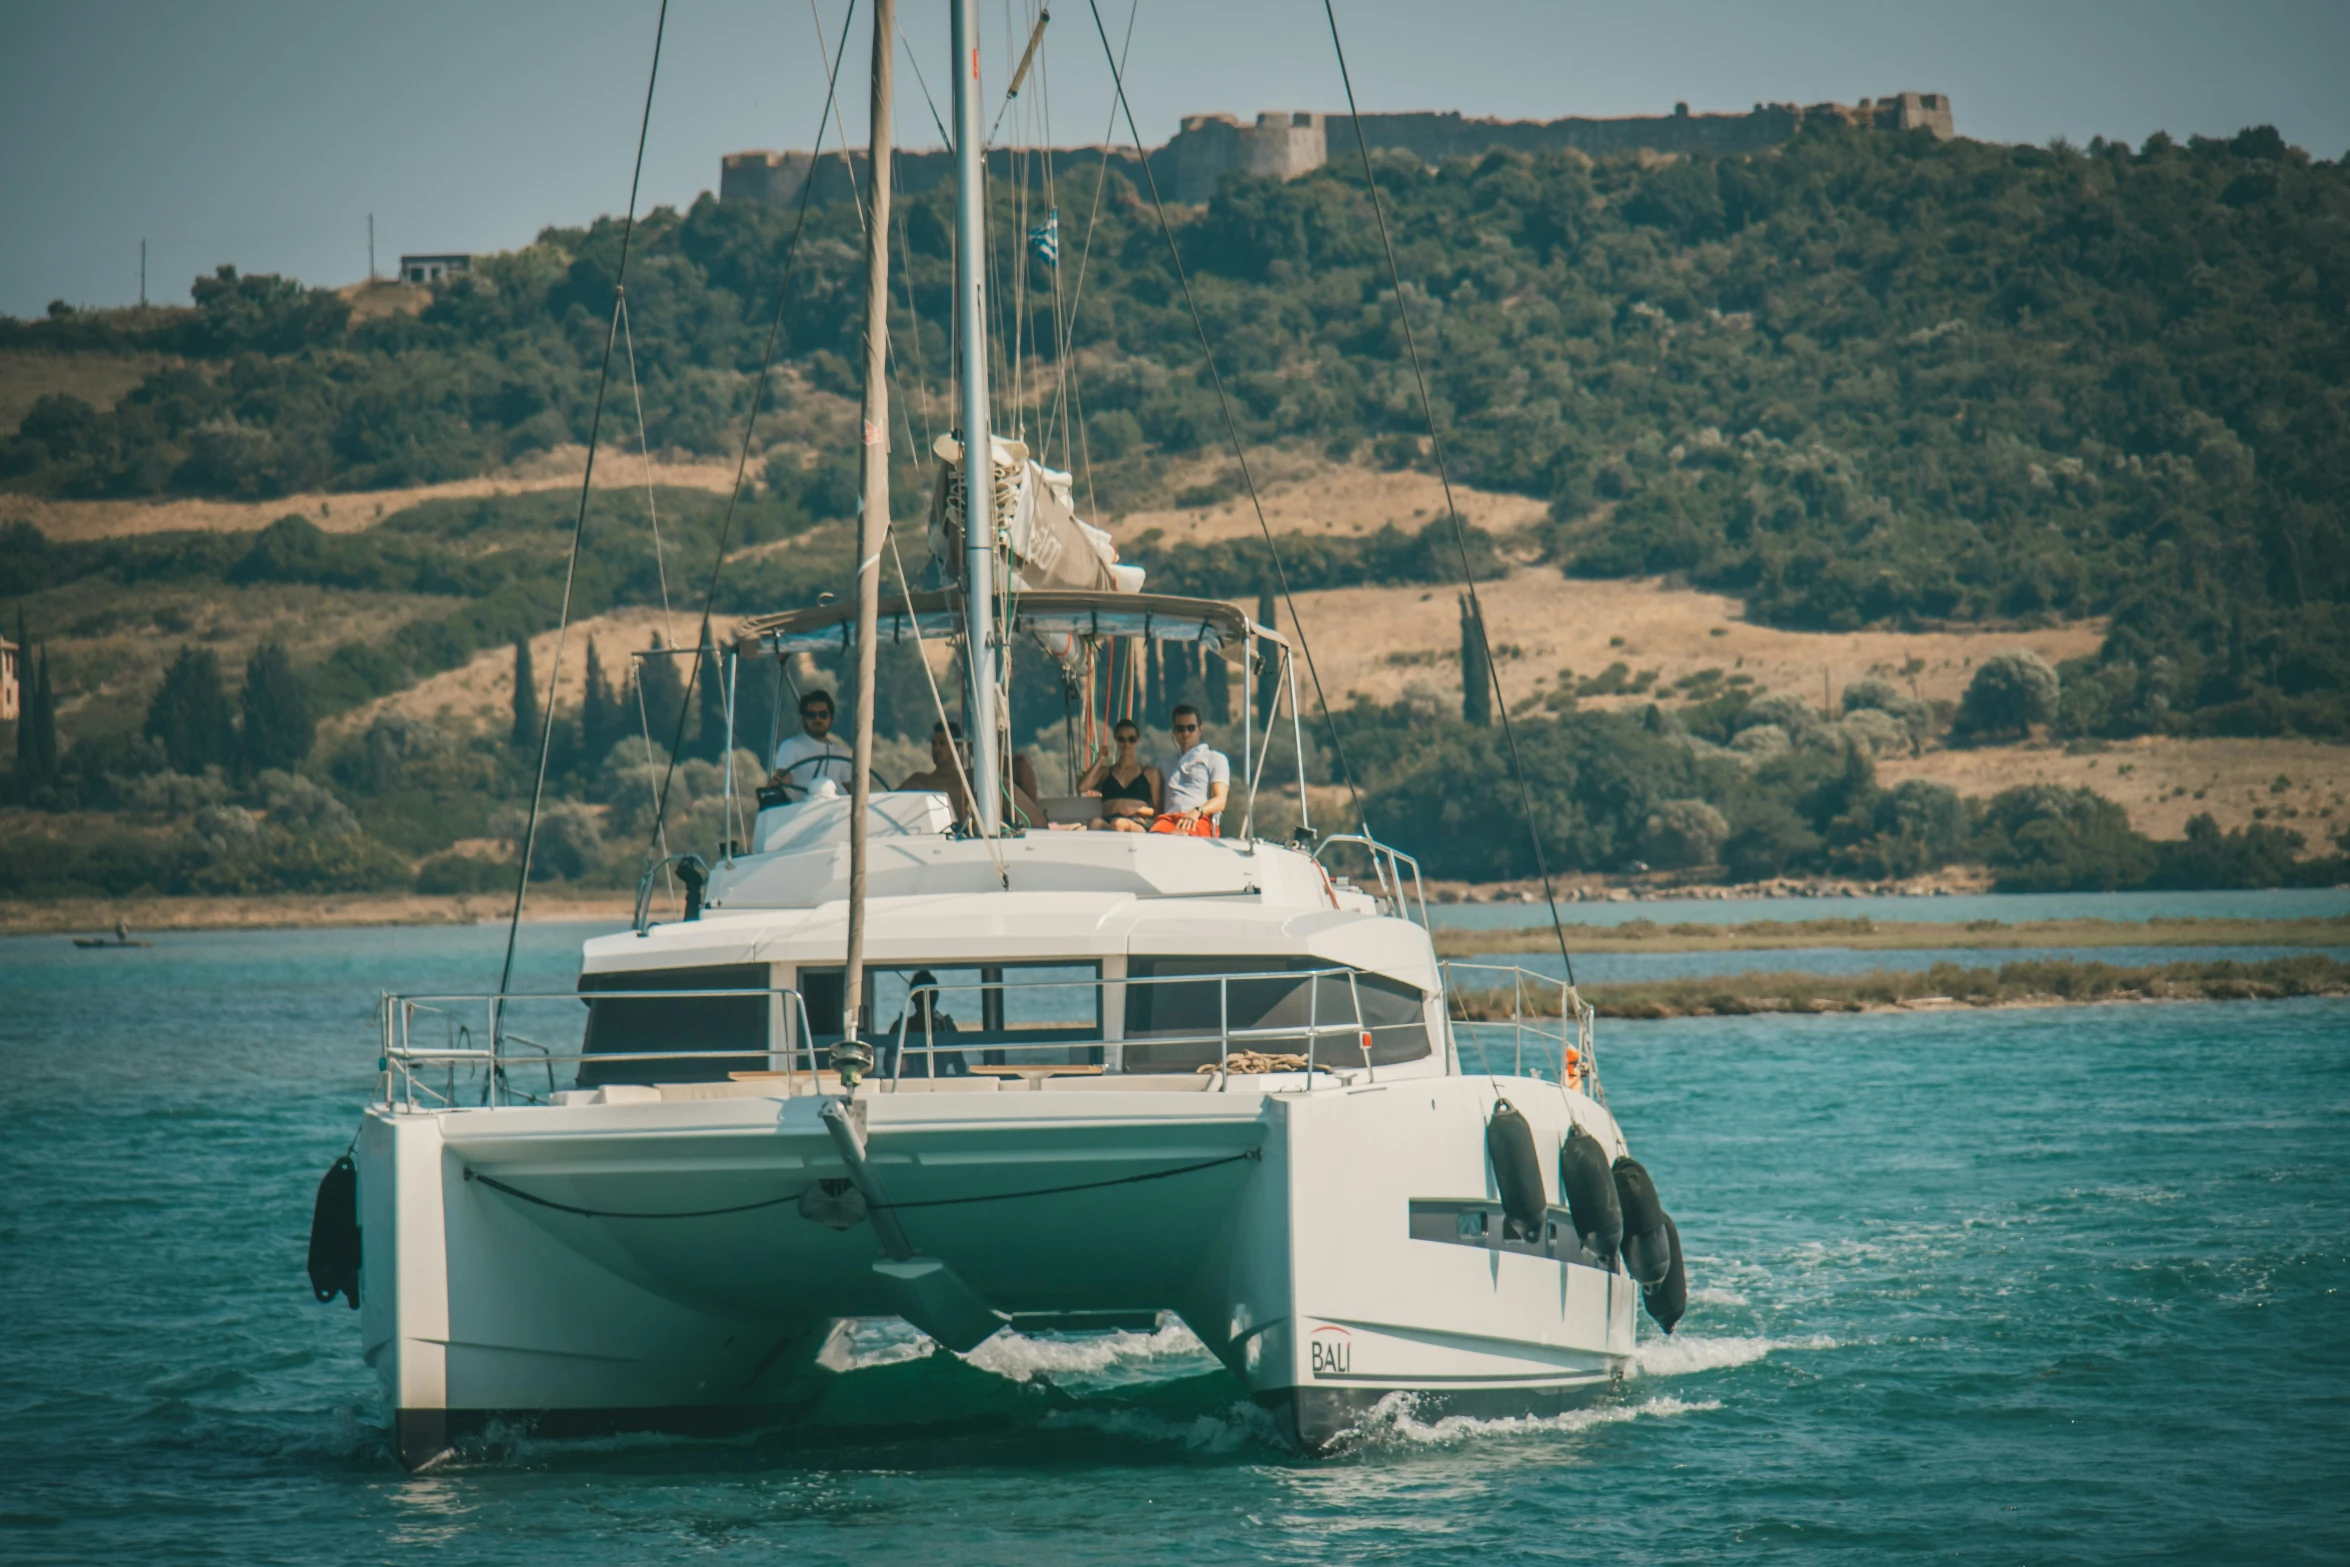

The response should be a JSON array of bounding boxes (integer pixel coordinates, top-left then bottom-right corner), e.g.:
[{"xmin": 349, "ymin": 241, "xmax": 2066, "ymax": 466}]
[
  {"xmin": 3, "ymin": 925, "xmax": 2347, "ymax": 1563},
  {"xmin": 1432, "ymin": 887, "xmax": 2350, "ymax": 931}
]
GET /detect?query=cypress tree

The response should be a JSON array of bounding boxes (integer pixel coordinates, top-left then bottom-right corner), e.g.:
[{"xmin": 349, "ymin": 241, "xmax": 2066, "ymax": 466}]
[
  {"xmin": 1253, "ymin": 590, "xmax": 1280, "ymax": 723},
  {"xmin": 640, "ymin": 633, "xmax": 686, "ymax": 752},
  {"xmin": 1205, "ymin": 642, "xmax": 1232, "ymax": 724},
  {"xmin": 1160, "ymin": 637, "xmax": 1191, "ymax": 712},
  {"xmin": 146, "ymin": 646, "xmax": 236, "ymax": 773},
  {"xmin": 510, "ymin": 638, "xmax": 538, "ymax": 751},
  {"xmin": 580, "ymin": 637, "xmax": 620, "ymax": 765},
  {"xmin": 30, "ymin": 645, "xmax": 58, "ymax": 784},
  {"xmin": 240, "ymin": 641, "xmax": 313, "ymax": 773},
  {"xmin": 696, "ymin": 636, "xmax": 728, "ymax": 761},
  {"xmin": 1460, "ymin": 593, "xmax": 1491, "ymax": 727}
]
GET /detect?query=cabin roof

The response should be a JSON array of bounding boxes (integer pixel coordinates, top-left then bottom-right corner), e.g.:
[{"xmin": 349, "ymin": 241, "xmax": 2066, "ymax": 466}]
[{"xmin": 732, "ymin": 590, "xmax": 1285, "ymax": 659}]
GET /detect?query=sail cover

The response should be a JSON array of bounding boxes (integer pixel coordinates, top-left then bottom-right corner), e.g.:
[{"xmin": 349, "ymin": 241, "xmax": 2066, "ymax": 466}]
[{"xmin": 928, "ymin": 434, "xmax": 1143, "ymax": 595}]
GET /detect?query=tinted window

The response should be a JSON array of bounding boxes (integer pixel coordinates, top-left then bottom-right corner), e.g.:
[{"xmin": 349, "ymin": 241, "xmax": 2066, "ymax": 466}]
[
  {"xmin": 578, "ymin": 964, "xmax": 770, "ymax": 1086},
  {"xmin": 801, "ymin": 962, "xmax": 1103, "ymax": 1074},
  {"xmin": 1123, "ymin": 957, "xmax": 1430, "ymax": 1073}
]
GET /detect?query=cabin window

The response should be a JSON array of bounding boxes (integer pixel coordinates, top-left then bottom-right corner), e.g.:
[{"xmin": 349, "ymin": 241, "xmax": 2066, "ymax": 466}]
[
  {"xmin": 1122, "ymin": 957, "xmax": 1431, "ymax": 1073},
  {"xmin": 577, "ymin": 964, "xmax": 770, "ymax": 1086},
  {"xmin": 800, "ymin": 961, "xmax": 1103, "ymax": 1073}
]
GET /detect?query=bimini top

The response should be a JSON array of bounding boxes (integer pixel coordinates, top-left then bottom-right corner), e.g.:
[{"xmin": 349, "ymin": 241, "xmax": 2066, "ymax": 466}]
[{"xmin": 732, "ymin": 590, "xmax": 1284, "ymax": 660}]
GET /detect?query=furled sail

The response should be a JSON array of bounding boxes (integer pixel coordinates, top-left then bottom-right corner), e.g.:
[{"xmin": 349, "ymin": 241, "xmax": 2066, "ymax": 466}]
[{"xmin": 928, "ymin": 433, "xmax": 1143, "ymax": 595}]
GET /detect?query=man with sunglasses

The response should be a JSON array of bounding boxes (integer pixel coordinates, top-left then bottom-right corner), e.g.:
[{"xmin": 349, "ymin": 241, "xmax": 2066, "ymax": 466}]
[
  {"xmin": 1153, "ymin": 704, "xmax": 1228, "ymax": 838},
  {"xmin": 767, "ymin": 689, "xmax": 855, "ymax": 803}
]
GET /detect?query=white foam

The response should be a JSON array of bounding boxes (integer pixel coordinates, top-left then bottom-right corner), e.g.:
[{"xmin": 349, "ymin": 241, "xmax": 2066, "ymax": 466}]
[
  {"xmin": 1688, "ymin": 1286, "xmax": 1750, "ymax": 1307},
  {"xmin": 1631, "ymin": 1332, "xmax": 1838, "ymax": 1377},
  {"xmin": 964, "ymin": 1317, "xmax": 1211, "ymax": 1381},
  {"xmin": 1341, "ymin": 1391, "xmax": 1719, "ymax": 1449},
  {"xmin": 816, "ymin": 1318, "xmax": 934, "ymax": 1373}
]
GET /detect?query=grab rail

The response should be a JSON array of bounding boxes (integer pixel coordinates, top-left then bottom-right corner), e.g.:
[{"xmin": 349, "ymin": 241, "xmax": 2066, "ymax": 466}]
[
  {"xmin": 1439, "ymin": 961, "xmax": 1601, "ymax": 1099},
  {"xmin": 1314, "ymin": 833, "xmax": 1430, "ymax": 927}
]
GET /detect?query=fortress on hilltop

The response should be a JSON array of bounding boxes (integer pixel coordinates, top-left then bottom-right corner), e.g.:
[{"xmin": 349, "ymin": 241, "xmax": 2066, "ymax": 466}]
[{"xmin": 721, "ymin": 92, "xmax": 1955, "ymax": 209}]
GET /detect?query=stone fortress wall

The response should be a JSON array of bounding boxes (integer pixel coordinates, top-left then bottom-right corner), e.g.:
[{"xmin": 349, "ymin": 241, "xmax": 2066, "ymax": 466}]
[{"xmin": 722, "ymin": 93, "xmax": 1955, "ymax": 209}]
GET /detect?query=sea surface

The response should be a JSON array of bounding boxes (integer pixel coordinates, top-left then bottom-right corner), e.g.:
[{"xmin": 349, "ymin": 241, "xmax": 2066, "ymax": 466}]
[{"xmin": 2, "ymin": 923, "xmax": 2346, "ymax": 1564}]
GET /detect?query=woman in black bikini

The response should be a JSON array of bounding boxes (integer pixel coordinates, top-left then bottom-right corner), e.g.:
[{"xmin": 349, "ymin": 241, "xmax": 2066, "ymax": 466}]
[{"xmin": 1077, "ymin": 720, "xmax": 1162, "ymax": 832}]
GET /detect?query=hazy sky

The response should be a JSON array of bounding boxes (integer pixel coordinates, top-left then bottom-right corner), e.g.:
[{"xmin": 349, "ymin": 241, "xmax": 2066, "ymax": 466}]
[{"xmin": 5, "ymin": 0, "xmax": 2345, "ymax": 320}]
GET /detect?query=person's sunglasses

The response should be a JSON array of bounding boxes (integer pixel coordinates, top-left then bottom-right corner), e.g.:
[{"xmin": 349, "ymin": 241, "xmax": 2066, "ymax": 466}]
[{"xmin": 1173, "ymin": 723, "xmax": 1198, "ymax": 733}]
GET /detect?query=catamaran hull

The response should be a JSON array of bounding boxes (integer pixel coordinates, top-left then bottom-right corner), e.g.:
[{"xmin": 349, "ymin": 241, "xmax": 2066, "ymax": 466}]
[{"xmin": 357, "ymin": 1072, "xmax": 1636, "ymax": 1465}]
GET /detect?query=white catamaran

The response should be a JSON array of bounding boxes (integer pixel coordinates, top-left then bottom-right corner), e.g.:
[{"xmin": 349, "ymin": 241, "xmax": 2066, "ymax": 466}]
[{"xmin": 308, "ymin": 0, "xmax": 1687, "ymax": 1466}]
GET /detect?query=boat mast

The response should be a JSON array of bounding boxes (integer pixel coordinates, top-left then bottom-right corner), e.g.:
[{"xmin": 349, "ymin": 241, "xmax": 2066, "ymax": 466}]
[
  {"xmin": 952, "ymin": 0, "xmax": 1000, "ymax": 834},
  {"xmin": 841, "ymin": 0, "xmax": 896, "ymax": 1055}
]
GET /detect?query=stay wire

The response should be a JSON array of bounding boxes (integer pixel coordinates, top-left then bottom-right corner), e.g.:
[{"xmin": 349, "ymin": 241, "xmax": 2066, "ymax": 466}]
[
  {"xmin": 1082, "ymin": 0, "xmax": 1368, "ymax": 837},
  {"xmin": 617, "ymin": 293, "xmax": 676, "ymax": 646},
  {"xmin": 496, "ymin": 0, "xmax": 670, "ymax": 1011},
  {"xmin": 1320, "ymin": 0, "xmax": 1577, "ymax": 988},
  {"xmin": 637, "ymin": 0, "xmax": 857, "ymax": 869}
]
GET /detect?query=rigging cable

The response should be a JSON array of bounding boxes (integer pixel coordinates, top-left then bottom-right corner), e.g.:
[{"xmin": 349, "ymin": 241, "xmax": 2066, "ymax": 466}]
[
  {"xmin": 465, "ymin": 1147, "xmax": 1257, "ymax": 1220},
  {"xmin": 636, "ymin": 0, "xmax": 859, "ymax": 868},
  {"xmin": 1082, "ymin": 0, "xmax": 1369, "ymax": 836},
  {"xmin": 1320, "ymin": 0, "xmax": 1577, "ymax": 988},
  {"xmin": 496, "ymin": 0, "xmax": 671, "ymax": 1012}
]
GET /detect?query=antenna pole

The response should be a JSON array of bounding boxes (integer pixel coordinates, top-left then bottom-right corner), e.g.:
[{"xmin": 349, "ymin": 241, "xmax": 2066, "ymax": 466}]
[
  {"xmin": 368, "ymin": 214, "xmax": 376, "ymax": 282},
  {"xmin": 953, "ymin": 0, "xmax": 1000, "ymax": 834},
  {"xmin": 138, "ymin": 240, "xmax": 146, "ymax": 307},
  {"xmin": 843, "ymin": 0, "xmax": 896, "ymax": 1055}
]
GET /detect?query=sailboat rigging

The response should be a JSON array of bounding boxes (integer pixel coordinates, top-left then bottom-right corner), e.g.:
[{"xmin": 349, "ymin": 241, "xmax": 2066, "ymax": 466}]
[{"xmin": 319, "ymin": 0, "xmax": 1690, "ymax": 1468}]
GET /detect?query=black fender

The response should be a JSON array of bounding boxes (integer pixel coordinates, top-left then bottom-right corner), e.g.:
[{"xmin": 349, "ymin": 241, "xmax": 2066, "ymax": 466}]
[
  {"xmin": 1558, "ymin": 1124, "xmax": 1623, "ymax": 1268},
  {"xmin": 1642, "ymin": 1213, "xmax": 1687, "ymax": 1334},
  {"xmin": 1486, "ymin": 1099, "xmax": 1547, "ymax": 1242},
  {"xmin": 307, "ymin": 1154, "xmax": 361, "ymax": 1309},
  {"xmin": 1613, "ymin": 1155, "xmax": 1671, "ymax": 1287}
]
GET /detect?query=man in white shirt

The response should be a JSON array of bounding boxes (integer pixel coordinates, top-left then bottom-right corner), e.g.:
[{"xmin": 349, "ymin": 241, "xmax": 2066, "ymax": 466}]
[
  {"xmin": 767, "ymin": 689, "xmax": 855, "ymax": 802},
  {"xmin": 1153, "ymin": 703, "xmax": 1229, "ymax": 837}
]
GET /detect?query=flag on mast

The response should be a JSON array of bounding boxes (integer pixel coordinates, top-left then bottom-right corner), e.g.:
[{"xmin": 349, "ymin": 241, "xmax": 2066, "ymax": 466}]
[{"xmin": 1028, "ymin": 207, "xmax": 1059, "ymax": 267}]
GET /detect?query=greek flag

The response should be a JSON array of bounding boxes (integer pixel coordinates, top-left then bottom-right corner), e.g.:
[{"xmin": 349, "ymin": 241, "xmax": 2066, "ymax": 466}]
[{"xmin": 1028, "ymin": 207, "xmax": 1059, "ymax": 267}]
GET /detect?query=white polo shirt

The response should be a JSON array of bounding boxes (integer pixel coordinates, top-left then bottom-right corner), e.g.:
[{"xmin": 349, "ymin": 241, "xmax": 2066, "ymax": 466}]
[
  {"xmin": 771, "ymin": 731, "xmax": 855, "ymax": 800},
  {"xmin": 1165, "ymin": 742, "xmax": 1230, "ymax": 814}
]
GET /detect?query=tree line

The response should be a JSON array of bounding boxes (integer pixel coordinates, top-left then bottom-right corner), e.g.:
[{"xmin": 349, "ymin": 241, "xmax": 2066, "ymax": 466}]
[{"xmin": 3, "ymin": 120, "xmax": 2343, "ymax": 736}]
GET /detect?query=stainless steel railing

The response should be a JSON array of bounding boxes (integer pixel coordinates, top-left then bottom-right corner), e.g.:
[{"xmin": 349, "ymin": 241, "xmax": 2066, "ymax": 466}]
[
  {"xmin": 375, "ymin": 965, "xmax": 1421, "ymax": 1110},
  {"xmin": 1314, "ymin": 833, "xmax": 1430, "ymax": 927},
  {"xmin": 1439, "ymin": 961, "xmax": 1601, "ymax": 1100}
]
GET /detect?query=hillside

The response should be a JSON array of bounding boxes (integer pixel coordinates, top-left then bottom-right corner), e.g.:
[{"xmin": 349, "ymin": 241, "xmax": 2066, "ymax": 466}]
[
  {"xmin": 3, "ymin": 119, "xmax": 2347, "ymax": 901},
  {"xmin": 8, "ymin": 120, "xmax": 2347, "ymax": 737}
]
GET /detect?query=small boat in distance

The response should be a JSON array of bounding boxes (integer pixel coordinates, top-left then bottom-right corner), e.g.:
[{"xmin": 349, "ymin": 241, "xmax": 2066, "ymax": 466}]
[{"xmin": 74, "ymin": 921, "xmax": 151, "ymax": 949}]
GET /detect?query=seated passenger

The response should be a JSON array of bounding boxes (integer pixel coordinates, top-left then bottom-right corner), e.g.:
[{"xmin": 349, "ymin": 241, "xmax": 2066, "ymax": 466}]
[
  {"xmin": 1152, "ymin": 704, "xmax": 1228, "ymax": 838},
  {"xmin": 766, "ymin": 689, "xmax": 855, "ymax": 803},
  {"xmin": 897, "ymin": 721, "xmax": 1043, "ymax": 829},
  {"xmin": 1077, "ymin": 720, "xmax": 1162, "ymax": 832},
  {"xmin": 881, "ymin": 970, "xmax": 968, "ymax": 1078}
]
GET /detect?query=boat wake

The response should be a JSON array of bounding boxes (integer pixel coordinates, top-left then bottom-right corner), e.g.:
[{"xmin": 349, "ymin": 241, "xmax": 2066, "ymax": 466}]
[
  {"xmin": 1333, "ymin": 1391, "xmax": 1721, "ymax": 1452},
  {"xmin": 1631, "ymin": 1332, "xmax": 1839, "ymax": 1377},
  {"xmin": 818, "ymin": 1314, "xmax": 1219, "ymax": 1385}
]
